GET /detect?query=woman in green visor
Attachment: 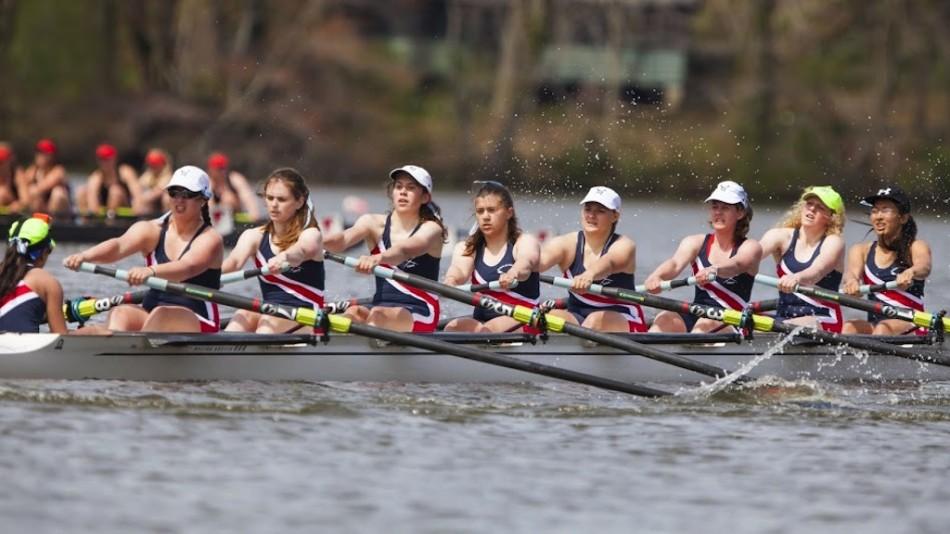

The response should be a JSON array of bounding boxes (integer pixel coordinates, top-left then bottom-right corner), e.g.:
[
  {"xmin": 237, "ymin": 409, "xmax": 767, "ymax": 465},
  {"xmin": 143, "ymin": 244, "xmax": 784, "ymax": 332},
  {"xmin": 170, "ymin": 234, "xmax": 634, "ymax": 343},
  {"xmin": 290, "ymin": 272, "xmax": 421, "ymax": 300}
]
[{"xmin": 0, "ymin": 213, "xmax": 66, "ymax": 333}]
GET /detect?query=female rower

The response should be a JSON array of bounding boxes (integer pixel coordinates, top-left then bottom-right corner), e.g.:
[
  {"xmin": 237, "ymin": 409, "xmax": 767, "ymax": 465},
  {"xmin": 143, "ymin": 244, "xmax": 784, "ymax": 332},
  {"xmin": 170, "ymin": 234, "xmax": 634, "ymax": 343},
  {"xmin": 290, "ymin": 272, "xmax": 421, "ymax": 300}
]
[
  {"xmin": 206, "ymin": 152, "xmax": 261, "ymax": 221},
  {"xmin": 134, "ymin": 148, "xmax": 174, "ymax": 214},
  {"xmin": 538, "ymin": 186, "xmax": 647, "ymax": 332},
  {"xmin": 0, "ymin": 142, "xmax": 25, "ymax": 212},
  {"xmin": 645, "ymin": 180, "xmax": 762, "ymax": 333},
  {"xmin": 759, "ymin": 186, "xmax": 845, "ymax": 332},
  {"xmin": 324, "ymin": 165, "xmax": 445, "ymax": 332},
  {"xmin": 77, "ymin": 144, "xmax": 141, "ymax": 216},
  {"xmin": 63, "ymin": 166, "xmax": 223, "ymax": 332},
  {"xmin": 23, "ymin": 138, "xmax": 70, "ymax": 214},
  {"xmin": 222, "ymin": 168, "xmax": 324, "ymax": 333},
  {"xmin": 0, "ymin": 213, "xmax": 66, "ymax": 333},
  {"xmin": 442, "ymin": 180, "xmax": 540, "ymax": 333},
  {"xmin": 841, "ymin": 186, "xmax": 931, "ymax": 335}
]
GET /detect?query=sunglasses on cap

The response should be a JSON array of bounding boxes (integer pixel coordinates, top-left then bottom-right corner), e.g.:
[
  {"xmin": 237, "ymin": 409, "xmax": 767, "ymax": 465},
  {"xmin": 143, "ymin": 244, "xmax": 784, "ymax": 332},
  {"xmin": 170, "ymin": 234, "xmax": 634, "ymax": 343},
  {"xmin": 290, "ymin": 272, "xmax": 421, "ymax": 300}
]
[{"xmin": 167, "ymin": 187, "xmax": 202, "ymax": 199}]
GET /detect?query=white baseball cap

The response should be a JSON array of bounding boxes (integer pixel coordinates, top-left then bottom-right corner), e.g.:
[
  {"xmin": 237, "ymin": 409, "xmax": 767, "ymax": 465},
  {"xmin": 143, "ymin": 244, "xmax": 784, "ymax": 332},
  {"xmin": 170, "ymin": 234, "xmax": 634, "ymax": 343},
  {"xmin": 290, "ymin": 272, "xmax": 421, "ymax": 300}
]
[
  {"xmin": 389, "ymin": 165, "xmax": 433, "ymax": 193},
  {"xmin": 705, "ymin": 180, "xmax": 749, "ymax": 208},
  {"xmin": 167, "ymin": 165, "xmax": 212, "ymax": 199},
  {"xmin": 579, "ymin": 186, "xmax": 622, "ymax": 211}
]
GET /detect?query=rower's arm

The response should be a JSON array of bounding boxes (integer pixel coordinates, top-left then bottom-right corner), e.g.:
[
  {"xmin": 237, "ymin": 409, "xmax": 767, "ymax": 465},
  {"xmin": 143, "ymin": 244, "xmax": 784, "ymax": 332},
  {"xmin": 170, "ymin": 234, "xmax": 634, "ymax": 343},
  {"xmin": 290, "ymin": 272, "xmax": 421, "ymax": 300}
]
[
  {"xmin": 509, "ymin": 233, "xmax": 541, "ymax": 281},
  {"xmin": 584, "ymin": 236, "xmax": 635, "ymax": 280},
  {"xmin": 324, "ymin": 214, "xmax": 378, "ymax": 253},
  {"xmin": 380, "ymin": 221, "xmax": 442, "ymax": 264},
  {"xmin": 538, "ymin": 233, "xmax": 572, "ymax": 272},
  {"xmin": 715, "ymin": 238, "xmax": 762, "ymax": 278},
  {"xmin": 795, "ymin": 234, "xmax": 845, "ymax": 286},
  {"xmin": 840, "ymin": 243, "xmax": 869, "ymax": 294},
  {"xmin": 32, "ymin": 270, "xmax": 67, "ymax": 334},
  {"xmin": 63, "ymin": 220, "xmax": 157, "ymax": 269},
  {"xmin": 221, "ymin": 228, "xmax": 261, "ymax": 272},
  {"xmin": 85, "ymin": 171, "xmax": 104, "ymax": 213},
  {"xmin": 152, "ymin": 231, "xmax": 224, "ymax": 282},
  {"xmin": 279, "ymin": 227, "xmax": 324, "ymax": 267},
  {"xmin": 443, "ymin": 242, "xmax": 474, "ymax": 286},
  {"xmin": 646, "ymin": 235, "xmax": 703, "ymax": 283},
  {"xmin": 905, "ymin": 239, "xmax": 933, "ymax": 280},
  {"xmin": 34, "ymin": 165, "xmax": 66, "ymax": 194},
  {"xmin": 758, "ymin": 228, "xmax": 790, "ymax": 263},
  {"xmin": 120, "ymin": 165, "xmax": 143, "ymax": 202}
]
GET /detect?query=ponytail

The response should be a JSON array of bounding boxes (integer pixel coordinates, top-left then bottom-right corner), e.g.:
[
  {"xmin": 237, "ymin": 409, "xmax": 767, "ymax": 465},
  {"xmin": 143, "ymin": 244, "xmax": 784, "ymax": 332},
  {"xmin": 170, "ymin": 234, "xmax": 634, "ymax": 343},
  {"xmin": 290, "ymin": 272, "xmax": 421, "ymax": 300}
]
[{"xmin": 881, "ymin": 215, "xmax": 917, "ymax": 269}]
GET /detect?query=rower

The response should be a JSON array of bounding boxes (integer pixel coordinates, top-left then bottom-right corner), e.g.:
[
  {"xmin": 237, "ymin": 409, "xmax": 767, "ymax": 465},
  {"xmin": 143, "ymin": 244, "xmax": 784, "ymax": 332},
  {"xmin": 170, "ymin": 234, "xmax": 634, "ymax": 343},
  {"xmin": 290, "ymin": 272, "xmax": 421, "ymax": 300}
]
[
  {"xmin": 134, "ymin": 148, "xmax": 173, "ymax": 214},
  {"xmin": 22, "ymin": 138, "xmax": 70, "ymax": 214},
  {"xmin": 63, "ymin": 166, "xmax": 223, "ymax": 332},
  {"xmin": 222, "ymin": 168, "xmax": 324, "ymax": 333},
  {"xmin": 538, "ymin": 186, "xmax": 648, "ymax": 332},
  {"xmin": 841, "ymin": 186, "xmax": 932, "ymax": 335},
  {"xmin": 77, "ymin": 143, "xmax": 141, "ymax": 216},
  {"xmin": 645, "ymin": 180, "xmax": 762, "ymax": 333},
  {"xmin": 442, "ymin": 180, "xmax": 540, "ymax": 333},
  {"xmin": 206, "ymin": 152, "xmax": 261, "ymax": 221},
  {"xmin": 0, "ymin": 213, "xmax": 65, "ymax": 333},
  {"xmin": 0, "ymin": 142, "xmax": 26, "ymax": 212},
  {"xmin": 323, "ymin": 164, "xmax": 445, "ymax": 332},
  {"xmin": 759, "ymin": 186, "xmax": 845, "ymax": 332}
]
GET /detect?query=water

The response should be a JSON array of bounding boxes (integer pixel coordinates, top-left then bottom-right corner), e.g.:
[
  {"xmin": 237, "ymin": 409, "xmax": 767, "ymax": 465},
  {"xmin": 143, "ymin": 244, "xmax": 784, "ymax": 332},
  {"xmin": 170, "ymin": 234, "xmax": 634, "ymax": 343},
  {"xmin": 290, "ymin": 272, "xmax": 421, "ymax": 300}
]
[{"xmin": 3, "ymin": 188, "xmax": 950, "ymax": 532}]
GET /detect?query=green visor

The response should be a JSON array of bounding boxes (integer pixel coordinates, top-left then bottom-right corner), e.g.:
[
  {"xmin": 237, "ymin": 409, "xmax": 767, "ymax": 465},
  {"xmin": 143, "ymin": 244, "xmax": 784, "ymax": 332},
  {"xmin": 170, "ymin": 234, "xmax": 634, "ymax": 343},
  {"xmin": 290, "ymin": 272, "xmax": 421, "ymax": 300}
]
[{"xmin": 801, "ymin": 186, "xmax": 844, "ymax": 215}]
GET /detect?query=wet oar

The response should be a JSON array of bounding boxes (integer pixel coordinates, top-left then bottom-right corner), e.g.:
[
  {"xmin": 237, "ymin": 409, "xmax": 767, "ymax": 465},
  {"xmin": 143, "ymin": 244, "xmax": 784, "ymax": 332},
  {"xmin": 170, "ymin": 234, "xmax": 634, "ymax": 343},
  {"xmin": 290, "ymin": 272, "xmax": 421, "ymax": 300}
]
[
  {"xmin": 542, "ymin": 275, "xmax": 950, "ymax": 366},
  {"xmin": 220, "ymin": 262, "xmax": 291, "ymax": 285},
  {"xmin": 79, "ymin": 262, "xmax": 669, "ymax": 398},
  {"xmin": 63, "ymin": 290, "xmax": 147, "ymax": 324},
  {"xmin": 755, "ymin": 274, "xmax": 949, "ymax": 334},
  {"xmin": 326, "ymin": 252, "xmax": 741, "ymax": 382}
]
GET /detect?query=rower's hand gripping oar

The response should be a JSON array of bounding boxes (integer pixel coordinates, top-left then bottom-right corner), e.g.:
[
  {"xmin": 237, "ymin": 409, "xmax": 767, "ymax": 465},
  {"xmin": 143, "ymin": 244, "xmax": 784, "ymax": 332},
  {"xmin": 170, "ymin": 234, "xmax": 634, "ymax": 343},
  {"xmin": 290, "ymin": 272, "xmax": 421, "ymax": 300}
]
[
  {"xmin": 543, "ymin": 275, "xmax": 950, "ymax": 367},
  {"xmin": 325, "ymin": 252, "xmax": 744, "ymax": 382},
  {"xmin": 60, "ymin": 290, "xmax": 148, "ymax": 325},
  {"xmin": 743, "ymin": 281, "xmax": 898, "ymax": 316},
  {"xmin": 220, "ymin": 262, "xmax": 292, "ymax": 285},
  {"xmin": 78, "ymin": 262, "xmax": 670, "ymax": 398},
  {"xmin": 755, "ymin": 274, "xmax": 949, "ymax": 335}
]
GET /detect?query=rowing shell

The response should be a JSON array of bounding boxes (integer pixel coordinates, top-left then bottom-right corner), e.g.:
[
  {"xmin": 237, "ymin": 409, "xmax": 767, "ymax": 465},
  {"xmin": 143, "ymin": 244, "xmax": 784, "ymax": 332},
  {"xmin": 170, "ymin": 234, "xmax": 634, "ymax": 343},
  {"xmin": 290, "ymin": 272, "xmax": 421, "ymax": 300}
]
[{"xmin": 0, "ymin": 332, "xmax": 946, "ymax": 383}]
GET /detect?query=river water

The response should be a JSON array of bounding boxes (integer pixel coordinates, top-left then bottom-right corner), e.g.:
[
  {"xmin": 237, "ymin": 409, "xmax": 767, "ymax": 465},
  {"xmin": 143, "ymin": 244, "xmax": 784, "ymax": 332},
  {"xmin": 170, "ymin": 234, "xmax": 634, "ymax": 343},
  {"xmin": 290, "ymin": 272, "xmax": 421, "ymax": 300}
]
[{"xmin": 2, "ymin": 186, "xmax": 950, "ymax": 533}]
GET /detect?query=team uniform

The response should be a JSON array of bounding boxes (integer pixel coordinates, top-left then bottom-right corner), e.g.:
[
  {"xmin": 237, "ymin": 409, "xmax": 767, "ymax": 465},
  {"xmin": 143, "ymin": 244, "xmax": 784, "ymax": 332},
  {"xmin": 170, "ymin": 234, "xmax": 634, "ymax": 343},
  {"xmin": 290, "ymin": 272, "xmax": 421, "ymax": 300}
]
[
  {"xmin": 370, "ymin": 214, "xmax": 440, "ymax": 333},
  {"xmin": 142, "ymin": 217, "xmax": 221, "ymax": 332},
  {"xmin": 681, "ymin": 233, "xmax": 754, "ymax": 330},
  {"xmin": 863, "ymin": 241, "xmax": 926, "ymax": 333},
  {"xmin": 470, "ymin": 241, "xmax": 540, "ymax": 330},
  {"xmin": 775, "ymin": 228, "xmax": 843, "ymax": 332},
  {"xmin": 0, "ymin": 278, "xmax": 46, "ymax": 333},
  {"xmin": 563, "ymin": 231, "xmax": 647, "ymax": 332}
]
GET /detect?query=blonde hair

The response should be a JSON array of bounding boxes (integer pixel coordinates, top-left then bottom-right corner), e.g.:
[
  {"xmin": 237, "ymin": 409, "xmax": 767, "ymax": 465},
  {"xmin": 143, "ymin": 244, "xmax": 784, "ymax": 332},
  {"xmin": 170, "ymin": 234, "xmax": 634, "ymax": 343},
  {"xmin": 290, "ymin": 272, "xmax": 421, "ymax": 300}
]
[{"xmin": 777, "ymin": 198, "xmax": 845, "ymax": 236}]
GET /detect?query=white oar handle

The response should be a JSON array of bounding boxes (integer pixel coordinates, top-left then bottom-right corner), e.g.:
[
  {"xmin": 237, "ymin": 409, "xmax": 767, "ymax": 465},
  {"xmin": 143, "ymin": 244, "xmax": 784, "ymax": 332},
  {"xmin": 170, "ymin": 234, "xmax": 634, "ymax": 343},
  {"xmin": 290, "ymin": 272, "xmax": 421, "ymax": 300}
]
[
  {"xmin": 858, "ymin": 281, "xmax": 899, "ymax": 294},
  {"xmin": 456, "ymin": 280, "xmax": 519, "ymax": 292},
  {"xmin": 220, "ymin": 262, "xmax": 291, "ymax": 285},
  {"xmin": 549, "ymin": 275, "xmax": 692, "ymax": 294},
  {"xmin": 757, "ymin": 273, "xmax": 897, "ymax": 295},
  {"xmin": 340, "ymin": 255, "xmax": 397, "ymax": 279},
  {"xmin": 78, "ymin": 262, "xmax": 169, "ymax": 291}
]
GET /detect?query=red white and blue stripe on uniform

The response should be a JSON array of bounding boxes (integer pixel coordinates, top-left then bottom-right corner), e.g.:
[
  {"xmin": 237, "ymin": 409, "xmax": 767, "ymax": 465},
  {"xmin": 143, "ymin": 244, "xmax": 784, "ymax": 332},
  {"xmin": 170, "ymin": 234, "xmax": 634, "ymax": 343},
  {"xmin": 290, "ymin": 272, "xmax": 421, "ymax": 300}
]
[
  {"xmin": 775, "ymin": 228, "xmax": 843, "ymax": 333},
  {"xmin": 370, "ymin": 214, "xmax": 440, "ymax": 333},
  {"xmin": 863, "ymin": 242, "xmax": 925, "ymax": 334},
  {"xmin": 0, "ymin": 280, "xmax": 46, "ymax": 333},
  {"xmin": 254, "ymin": 232, "xmax": 324, "ymax": 309},
  {"xmin": 690, "ymin": 233, "xmax": 754, "ymax": 311}
]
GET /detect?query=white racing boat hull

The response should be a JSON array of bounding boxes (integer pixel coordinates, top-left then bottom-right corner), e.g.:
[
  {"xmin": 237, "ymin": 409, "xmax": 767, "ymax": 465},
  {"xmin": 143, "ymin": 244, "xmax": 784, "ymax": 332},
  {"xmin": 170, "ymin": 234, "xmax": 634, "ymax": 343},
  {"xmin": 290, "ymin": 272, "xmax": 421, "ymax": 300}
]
[{"xmin": 0, "ymin": 332, "xmax": 946, "ymax": 383}]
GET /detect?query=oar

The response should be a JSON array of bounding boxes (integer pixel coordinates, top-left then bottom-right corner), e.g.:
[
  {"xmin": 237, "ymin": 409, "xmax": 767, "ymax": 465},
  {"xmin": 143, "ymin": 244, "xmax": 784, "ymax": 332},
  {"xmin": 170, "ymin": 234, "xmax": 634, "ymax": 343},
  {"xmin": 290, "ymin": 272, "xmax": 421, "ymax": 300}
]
[
  {"xmin": 542, "ymin": 275, "xmax": 950, "ymax": 366},
  {"xmin": 456, "ymin": 280, "xmax": 519, "ymax": 292},
  {"xmin": 755, "ymin": 274, "xmax": 949, "ymax": 333},
  {"xmin": 78, "ymin": 262, "xmax": 670, "ymax": 398},
  {"xmin": 746, "ymin": 299, "xmax": 778, "ymax": 314},
  {"xmin": 325, "ymin": 252, "xmax": 742, "ymax": 382},
  {"xmin": 636, "ymin": 277, "xmax": 697, "ymax": 293},
  {"xmin": 63, "ymin": 290, "xmax": 147, "ymax": 324},
  {"xmin": 220, "ymin": 262, "xmax": 291, "ymax": 285}
]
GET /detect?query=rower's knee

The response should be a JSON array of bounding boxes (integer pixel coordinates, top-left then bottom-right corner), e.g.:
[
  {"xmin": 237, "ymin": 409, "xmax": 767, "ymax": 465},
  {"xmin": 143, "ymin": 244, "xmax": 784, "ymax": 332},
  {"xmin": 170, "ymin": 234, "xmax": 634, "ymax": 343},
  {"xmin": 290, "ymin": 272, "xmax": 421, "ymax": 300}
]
[{"xmin": 649, "ymin": 311, "xmax": 685, "ymax": 333}]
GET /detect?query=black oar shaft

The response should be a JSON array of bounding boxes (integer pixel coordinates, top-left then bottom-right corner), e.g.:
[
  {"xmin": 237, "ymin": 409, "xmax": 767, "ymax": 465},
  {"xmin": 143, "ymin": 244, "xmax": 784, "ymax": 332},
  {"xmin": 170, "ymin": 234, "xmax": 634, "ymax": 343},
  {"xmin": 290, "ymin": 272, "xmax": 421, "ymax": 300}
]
[
  {"xmin": 327, "ymin": 253, "xmax": 740, "ymax": 381},
  {"xmin": 82, "ymin": 263, "xmax": 669, "ymax": 397},
  {"xmin": 549, "ymin": 276, "xmax": 950, "ymax": 367}
]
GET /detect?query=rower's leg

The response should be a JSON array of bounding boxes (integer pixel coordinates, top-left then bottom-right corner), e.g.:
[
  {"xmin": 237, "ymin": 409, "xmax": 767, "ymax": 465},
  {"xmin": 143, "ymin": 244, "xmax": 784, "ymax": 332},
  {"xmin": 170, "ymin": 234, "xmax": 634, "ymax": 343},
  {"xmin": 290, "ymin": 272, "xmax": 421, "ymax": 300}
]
[
  {"xmin": 581, "ymin": 311, "xmax": 630, "ymax": 333},
  {"xmin": 254, "ymin": 315, "xmax": 301, "ymax": 334},
  {"xmin": 225, "ymin": 309, "xmax": 260, "ymax": 332},
  {"xmin": 343, "ymin": 305, "xmax": 370, "ymax": 323},
  {"xmin": 649, "ymin": 311, "xmax": 687, "ymax": 333},
  {"xmin": 444, "ymin": 317, "xmax": 490, "ymax": 333},
  {"xmin": 546, "ymin": 309, "xmax": 579, "ymax": 325},
  {"xmin": 691, "ymin": 317, "xmax": 731, "ymax": 333},
  {"xmin": 842, "ymin": 319, "xmax": 873, "ymax": 335},
  {"xmin": 141, "ymin": 306, "xmax": 202, "ymax": 332},
  {"xmin": 871, "ymin": 319, "xmax": 908, "ymax": 336},
  {"xmin": 366, "ymin": 306, "xmax": 414, "ymax": 332},
  {"xmin": 107, "ymin": 184, "xmax": 130, "ymax": 211},
  {"xmin": 483, "ymin": 316, "xmax": 522, "ymax": 333},
  {"xmin": 48, "ymin": 185, "xmax": 71, "ymax": 214},
  {"xmin": 107, "ymin": 304, "xmax": 148, "ymax": 331}
]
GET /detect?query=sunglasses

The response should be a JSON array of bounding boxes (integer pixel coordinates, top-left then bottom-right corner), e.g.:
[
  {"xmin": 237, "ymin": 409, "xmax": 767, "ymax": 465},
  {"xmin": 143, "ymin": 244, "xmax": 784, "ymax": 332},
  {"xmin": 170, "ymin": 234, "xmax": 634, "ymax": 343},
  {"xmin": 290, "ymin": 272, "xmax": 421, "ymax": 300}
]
[{"xmin": 167, "ymin": 187, "xmax": 202, "ymax": 199}]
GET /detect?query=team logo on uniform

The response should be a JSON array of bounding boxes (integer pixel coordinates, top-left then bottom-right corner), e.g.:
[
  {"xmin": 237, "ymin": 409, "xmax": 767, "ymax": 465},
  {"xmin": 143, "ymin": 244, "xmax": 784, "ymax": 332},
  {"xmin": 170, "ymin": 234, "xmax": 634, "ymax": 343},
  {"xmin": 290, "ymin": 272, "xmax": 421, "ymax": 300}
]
[
  {"xmin": 496, "ymin": 263, "xmax": 513, "ymax": 275},
  {"xmin": 400, "ymin": 259, "xmax": 417, "ymax": 269}
]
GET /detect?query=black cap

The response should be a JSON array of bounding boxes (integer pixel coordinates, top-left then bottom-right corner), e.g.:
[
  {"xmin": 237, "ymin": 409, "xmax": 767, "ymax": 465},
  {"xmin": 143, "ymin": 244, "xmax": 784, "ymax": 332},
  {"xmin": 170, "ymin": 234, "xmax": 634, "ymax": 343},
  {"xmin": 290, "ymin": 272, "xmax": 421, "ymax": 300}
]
[{"xmin": 862, "ymin": 186, "xmax": 911, "ymax": 213}]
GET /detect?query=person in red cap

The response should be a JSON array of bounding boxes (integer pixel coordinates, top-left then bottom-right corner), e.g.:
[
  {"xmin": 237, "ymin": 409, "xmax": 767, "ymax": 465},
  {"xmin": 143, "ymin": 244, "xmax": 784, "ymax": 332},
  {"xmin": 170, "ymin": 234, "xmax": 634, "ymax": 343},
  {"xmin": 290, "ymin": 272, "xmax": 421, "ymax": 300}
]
[
  {"xmin": 134, "ymin": 148, "xmax": 173, "ymax": 214},
  {"xmin": 77, "ymin": 143, "xmax": 142, "ymax": 216},
  {"xmin": 205, "ymin": 152, "xmax": 261, "ymax": 221},
  {"xmin": 0, "ymin": 142, "xmax": 27, "ymax": 212},
  {"xmin": 22, "ymin": 138, "xmax": 70, "ymax": 213}
]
